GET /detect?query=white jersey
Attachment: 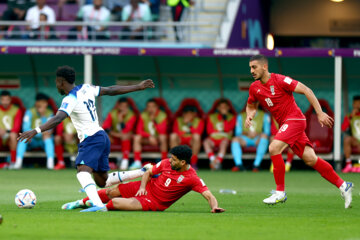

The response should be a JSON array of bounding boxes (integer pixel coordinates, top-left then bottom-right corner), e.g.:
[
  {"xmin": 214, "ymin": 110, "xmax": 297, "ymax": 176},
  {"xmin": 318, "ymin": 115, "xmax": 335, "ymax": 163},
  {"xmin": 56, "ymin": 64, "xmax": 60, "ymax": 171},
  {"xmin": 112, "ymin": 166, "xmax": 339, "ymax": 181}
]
[{"xmin": 58, "ymin": 84, "xmax": 103, "ymax": 142}]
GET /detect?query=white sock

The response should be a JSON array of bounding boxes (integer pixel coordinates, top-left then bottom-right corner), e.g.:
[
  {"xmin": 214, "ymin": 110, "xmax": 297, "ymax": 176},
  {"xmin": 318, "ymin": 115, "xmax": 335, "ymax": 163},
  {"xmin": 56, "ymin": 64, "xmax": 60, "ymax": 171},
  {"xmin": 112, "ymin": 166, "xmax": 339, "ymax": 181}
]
[
  {"xmin": 14, "ymin": 157, "xmax": 23, "ymax": 168},
  {"xmin": 339, "ymin": 181, "xmax": 347, "ymax": 192},
  {"xmin": 105, "ymin": 169, "xmax": 145, "ymax": 187},
  {"xmin": 76, "ymin": 172, "xmax": 104, "ymax": 207},
  {"xmin": 47, "ymin": 157, "xmax": 54, "ymax": 169},
  {"xmin": 218, "ymin": 153, "xmax": 224, "ymax": 158},
  {"xmin": 210, "ymin": 156, "xmax": 215, "ymax": 162}
]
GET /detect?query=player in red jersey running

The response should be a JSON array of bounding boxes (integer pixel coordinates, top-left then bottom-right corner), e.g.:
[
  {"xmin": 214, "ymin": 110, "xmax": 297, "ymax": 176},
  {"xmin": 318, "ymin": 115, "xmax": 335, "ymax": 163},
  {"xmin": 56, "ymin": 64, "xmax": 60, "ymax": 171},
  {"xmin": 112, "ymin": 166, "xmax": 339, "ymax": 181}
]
[
  {"xmin": 246, "ymin": 55, "xmax": 353, "ymax": 208},
  {"xmin": 65, "ymin": 145, "xmax": 225, "ymax": 213}
]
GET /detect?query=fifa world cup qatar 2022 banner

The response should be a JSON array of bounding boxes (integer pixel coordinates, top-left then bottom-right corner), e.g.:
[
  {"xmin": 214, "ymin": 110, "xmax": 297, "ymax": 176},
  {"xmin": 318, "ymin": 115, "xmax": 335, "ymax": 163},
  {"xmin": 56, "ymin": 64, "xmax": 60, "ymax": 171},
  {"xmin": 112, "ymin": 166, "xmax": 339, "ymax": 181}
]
[{"xmin": 227, "ymin": 0, "xmax": 270, "ymax": 48}]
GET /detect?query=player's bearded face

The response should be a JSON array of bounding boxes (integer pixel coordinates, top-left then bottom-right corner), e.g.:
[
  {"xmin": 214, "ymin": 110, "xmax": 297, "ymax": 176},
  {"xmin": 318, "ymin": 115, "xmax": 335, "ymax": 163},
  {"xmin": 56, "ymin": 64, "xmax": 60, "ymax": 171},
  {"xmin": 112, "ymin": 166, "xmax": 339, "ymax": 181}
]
[
  {"xmin": 249, "ymin": 61, "xmax": 264, "ymax": 80},
  {"xmin": 170, "ymin": 156, "xmax": 183, "ymax": 171},
  {"xmin": 56, "ymin": 78, "xmax": 66, "ymax": 95}
]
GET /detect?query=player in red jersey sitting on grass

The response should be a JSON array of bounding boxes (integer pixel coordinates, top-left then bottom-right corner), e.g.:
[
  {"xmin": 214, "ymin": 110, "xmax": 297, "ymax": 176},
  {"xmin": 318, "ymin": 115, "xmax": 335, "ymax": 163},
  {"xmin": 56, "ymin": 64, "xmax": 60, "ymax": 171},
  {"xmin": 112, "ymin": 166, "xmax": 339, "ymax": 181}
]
[
  {"xmin": 246, "ymin": 54, "xmax": 353, "ymax": 208},
  {"xmin": 63, "ymin": 145, "xmax": 225, "ymax": 213}
]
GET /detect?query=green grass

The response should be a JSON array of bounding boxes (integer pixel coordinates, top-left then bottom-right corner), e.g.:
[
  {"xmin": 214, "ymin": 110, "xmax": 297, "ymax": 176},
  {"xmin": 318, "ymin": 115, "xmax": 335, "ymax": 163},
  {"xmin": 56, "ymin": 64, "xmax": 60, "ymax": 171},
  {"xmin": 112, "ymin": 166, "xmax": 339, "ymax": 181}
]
[{"xmin": 0, "ymin": 169, "xmax": 359, "ymax": 240}]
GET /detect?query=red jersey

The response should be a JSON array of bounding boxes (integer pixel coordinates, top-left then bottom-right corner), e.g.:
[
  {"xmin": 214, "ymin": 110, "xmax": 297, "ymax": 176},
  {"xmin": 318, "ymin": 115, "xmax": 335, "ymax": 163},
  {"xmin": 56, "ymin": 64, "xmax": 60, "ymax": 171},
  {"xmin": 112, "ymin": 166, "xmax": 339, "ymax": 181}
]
[
  {"xmin": 147, "ymin": 159, "xmax": 208, "ymax": 209},
  {"xmin": 247, "ymin": 73, "xmax": 305, "ymax": 126}
]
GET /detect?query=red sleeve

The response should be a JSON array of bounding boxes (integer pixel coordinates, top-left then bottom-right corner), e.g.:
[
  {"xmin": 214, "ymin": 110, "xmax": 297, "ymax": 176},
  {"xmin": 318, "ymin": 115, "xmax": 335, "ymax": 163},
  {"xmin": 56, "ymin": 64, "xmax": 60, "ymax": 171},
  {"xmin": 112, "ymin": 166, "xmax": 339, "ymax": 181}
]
[
  {"xmin": 102, "ymin": 113, "xmax": 113, "ymax": 130},
  {"xmin": 151, "ymin": 159, "xmax": 168, "ymax": 175},
  {"xmin": 247, "ymin": 84, "xmax": 258, "ymax": 104},
  {"xmin": 55, "ymin": 122, "xmax": 64, "ymax": 136},
  {"xmin": 206, "ymin": 117, "xmax": 215, "ymax": 135},
  {"xmin": 122, "ymin": 115, "xmax": 136, "ymax": 134},
  {"xmin": 191, "ymin": 175, "xmax": 209, "ymax": 193},
  {"xmin": 341, "ymin": 115, "xmax": 350, "ymax": 132},
  {"xmin": 173, "ymin": 119, "xmax": 181, "ymax": 135},
  {"xmin": 224, "ymin": 116, "xmax": 236, "ymax": 133},
  {"xmin": 11, "ymin": 108, "xmax": 22, "ymax": 133},
  {"xmin": 277, "ymin": 74, "xmax": 298, "ymax": 92},
  {"xmin": 155, "ymin": 117, "xmax": 167, "ymax": 135},
  {"xmin": 136, "ymin": 116, "xmax": 150, "ymax": 137},
  {"xmin": 192, "ymin": 119, "xmax": 204, "ymax": 135}
]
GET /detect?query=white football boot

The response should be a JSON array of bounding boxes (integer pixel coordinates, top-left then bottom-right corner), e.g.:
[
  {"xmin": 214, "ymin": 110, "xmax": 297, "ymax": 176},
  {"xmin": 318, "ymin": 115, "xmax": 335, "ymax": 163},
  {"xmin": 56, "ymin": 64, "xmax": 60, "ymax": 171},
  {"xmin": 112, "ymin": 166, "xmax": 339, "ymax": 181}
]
[
  {"xmin": 263, "ymin": 191, "xmax": 287, "ymax": 205},
  {"xmin": 340, "ymin": 182, "xmax": 354, "ymax": 209}
]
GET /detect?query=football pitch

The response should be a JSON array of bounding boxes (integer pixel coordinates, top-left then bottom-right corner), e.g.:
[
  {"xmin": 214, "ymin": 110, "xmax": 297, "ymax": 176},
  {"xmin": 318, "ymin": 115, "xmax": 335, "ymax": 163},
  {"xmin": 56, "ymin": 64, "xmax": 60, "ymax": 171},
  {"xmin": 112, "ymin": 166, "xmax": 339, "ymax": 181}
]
[{"xmin": 0, "ymin": 169, "xmax": 359, "ymax": 240}]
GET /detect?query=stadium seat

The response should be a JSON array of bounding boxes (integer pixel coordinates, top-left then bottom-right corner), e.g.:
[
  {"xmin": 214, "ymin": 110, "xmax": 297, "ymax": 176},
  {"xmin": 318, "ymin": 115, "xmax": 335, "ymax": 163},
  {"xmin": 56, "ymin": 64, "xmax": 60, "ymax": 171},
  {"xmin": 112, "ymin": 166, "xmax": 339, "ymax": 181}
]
[
  {"xmin": 109, "ymin": 97, "xmax": 140, "ymax": 152},
  {"xmin": 173, "ymin": 98, "xmax": 205, "ymax": 119},
  {"xmin": 304, "ymin": 99, "xmax": 334, "ymax": 153},
  {"xmin": 142, "ymin": 97, "xmax": 172, "ymax": 152},
  {"xmin": 58, "ymin": 4, "xmax": 79, "ymax": 21}
]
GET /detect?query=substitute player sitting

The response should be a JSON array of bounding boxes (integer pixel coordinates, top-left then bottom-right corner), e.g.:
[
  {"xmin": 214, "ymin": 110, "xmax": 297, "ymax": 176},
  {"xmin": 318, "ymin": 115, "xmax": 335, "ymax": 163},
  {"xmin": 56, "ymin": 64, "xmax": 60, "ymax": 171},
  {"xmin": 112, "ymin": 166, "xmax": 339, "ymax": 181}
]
[
  {"xmin": 246, "ymin": 54, "xmax": 353, "ymax": 208},
  {"xmin": 18, "ymin": 66, "xmax": 155, "ymax": 212},
  {"xmin": 231, "ymin": 107, "xmax": 270, "ymax": 172},
  {"xmin": 170, "ymin": 106, "xmax": 204, "ymax": 169},
  {"xmin": 102, "ymin": 97, "xmax": 137, "ymax": 170},
  {"xmin": 64, "ymin": 145, "xmax": 225, "ymax": 213},
  {"xmin": 203, "ymin": 99, "xmax": 236, "ymax": 170}
]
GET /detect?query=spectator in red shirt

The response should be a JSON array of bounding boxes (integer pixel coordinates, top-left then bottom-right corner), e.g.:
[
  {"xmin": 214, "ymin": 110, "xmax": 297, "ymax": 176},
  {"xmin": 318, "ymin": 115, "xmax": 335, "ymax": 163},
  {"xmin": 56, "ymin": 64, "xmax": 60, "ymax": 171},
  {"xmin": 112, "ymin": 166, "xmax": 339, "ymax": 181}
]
[
  {"xmin": 341, "ymin": 95, "xmax": 360, "ymax": 173},
  {"xmin": 102, "ymin": 97, "xmax": 137, "ymax": 170},
  {"xmin": 203, "ymin": 99, "xmax": 236, "ymax": 170},
  {"xmin": 0, "ymin": 91, "xmax": 22, "ymax": 168},
  {"xmin": 170, "ymin": 105, "xmax": 204, "ymax": 169},
  {"xmin": 132, "ymin": 98, "xmax": 168, "ymax": 169}
]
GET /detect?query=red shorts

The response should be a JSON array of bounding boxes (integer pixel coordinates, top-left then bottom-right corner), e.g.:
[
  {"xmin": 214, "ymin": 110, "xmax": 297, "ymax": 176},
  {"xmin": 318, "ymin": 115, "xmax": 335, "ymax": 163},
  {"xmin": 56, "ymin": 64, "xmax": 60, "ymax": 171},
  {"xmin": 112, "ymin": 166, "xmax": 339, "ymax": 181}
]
[
  {"xmin": 117, "ymin": 181, "xmax": 164, "ymax": 211},
  {"xmin": 274, "ymin": 120, "xmax": 313, "ymax": 158},
  {"xmin": 209, "ymin": 137, "xmax": 228, "ymax": 147}
]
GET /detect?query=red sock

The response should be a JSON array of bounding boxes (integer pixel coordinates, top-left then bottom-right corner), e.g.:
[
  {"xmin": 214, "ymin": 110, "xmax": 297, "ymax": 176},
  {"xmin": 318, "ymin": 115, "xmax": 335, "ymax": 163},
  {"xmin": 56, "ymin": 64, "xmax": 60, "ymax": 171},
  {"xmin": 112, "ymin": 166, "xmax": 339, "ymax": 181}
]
[
  {"xmin": 161, "ymin": 151, "xmax": 168, "ymax": 159},
  {"xmin": 134, "ymin": 151, "xmax": 141, "ymax": 162},
  {"xmin": 286, "ymin": 151, "xmax": 294, "ymax": 164},
  {"xmin": 55, "ymin": 145, "xmax": 64, "ymax": 163},
  {"xmin": 216, "ymin": 156, "xmax": 224, "ymax": 163},
  {"xmin": 122, "ymin": 140, "xmax": 131, "ymax": 159},
  {"xmin": 207, "ymin": 152, "xmax": 215, "ymax": 160},
  {"xmin": 10, "ymin": 150, "xmax": 16, "ymax": 163},
  {"xmin": 271, "ymin": 154, "xmax": 285, "ymax": 191},
  {"xmin": 313, "ymin": 157, "xmax": 344, "ymax": 188},
  {"xmin": 82, "ymin": 189, "xmax": 110, "ymax": 204},
  {"xmin": 106, "ymin": 200, "xmax": 115, "ymax": 210},
  {"xmin": 191, "ymin": 155, "xmax": 198, "ymax": 165}
]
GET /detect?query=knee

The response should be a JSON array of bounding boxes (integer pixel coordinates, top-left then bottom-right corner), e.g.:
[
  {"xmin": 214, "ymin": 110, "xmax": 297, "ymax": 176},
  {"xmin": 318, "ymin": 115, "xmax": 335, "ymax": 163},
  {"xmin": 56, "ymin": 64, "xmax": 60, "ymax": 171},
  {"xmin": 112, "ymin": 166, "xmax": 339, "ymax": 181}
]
[
  {"xmin": 159, "ymin": 134, "xmax": 167, "ymax": 143},
  {"xmin": 170, "ymin": 133, "xmax": 178, "ymax": 142},
  {"xmin": 268, "ymin": 143, "xmax": 279, "ymax": 155},
  {"xmin": 54, "ymin": 135, "xmax": 62, "ymax": 145},
  {"xmin": 260, "ymin": 133, "xmax": 268, "ymax": 139},
  {"xmin": 192, "ymin": 134, "xmax": 201, "ymax": 142},
  {"xmin": 106, "ymin": 187, "xmax": 118, "ymax": 199},
  {"xmin": 133, "ymin": 135, "xmax": 142, "ymax": 143}
]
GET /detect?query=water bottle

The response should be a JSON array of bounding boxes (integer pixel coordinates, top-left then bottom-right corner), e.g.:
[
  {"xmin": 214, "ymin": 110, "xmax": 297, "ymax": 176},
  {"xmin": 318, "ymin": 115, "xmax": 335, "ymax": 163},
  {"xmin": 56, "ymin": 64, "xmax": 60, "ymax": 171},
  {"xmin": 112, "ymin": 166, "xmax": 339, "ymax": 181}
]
[{"xmin": 219, "ymin": 189, "xmax": 237, "ymax": 194}]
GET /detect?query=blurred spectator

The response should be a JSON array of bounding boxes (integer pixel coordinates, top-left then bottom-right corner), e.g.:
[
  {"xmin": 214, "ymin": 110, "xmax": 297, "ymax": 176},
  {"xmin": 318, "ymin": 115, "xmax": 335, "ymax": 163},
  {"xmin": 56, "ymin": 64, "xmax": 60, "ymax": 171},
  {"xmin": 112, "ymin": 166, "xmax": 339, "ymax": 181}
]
[
  {"xmin": 121, "ymin": 0, "xmax": 151, "ymax": 40},
  {"xmin": 269, "ymin": 116, "xmax": 294, "ymax": 173},
  {"xmin": 341, "ymin": 95, "xmax": 360, "ymax": 173},
  {"xmin": 132, "ymin": 98, "xmax": 167, "ymax": 169},
  {"xmin": 167, "ymin": 0, "xmax": 194, "ymax": 41},
  {"xmin": 102, "ymin": 97, "xmax": 137, "ymax": 170},
  {"xmin": 1, "ymin": 0, "xmax": 35, "ymax": 38},
  {"xmin": 54, "ymin": 118, "xmax": 78, "ymax": 170},
  {"xmin": 170, "ymin": 105, "xmax": 204, "ymax": 169},
  {"xmin": 142, "ymin": 0, "xmax": 160, "ymax": 20},
  {"xmin": 13, "ymin": 93, "xmax": 55, "ymax": 170},
  {"xmin": 0, "ymin": 91, "xmax": 22, "ymax": 169},
  {"xmin": 231, "ymin": 108, "xmax": 270, "ymax": 172},
  {"xmin": 203, "ymin": 99, "xmax": 236, "ymax": 170},
  {"xmin": 28, "ymin": 13, "xmax": 57, "ymax": 39},
  {"xmin": 105, "ymin": 0, "xmax": 129, "ymax": 20},
  {"xmin": 69, "ymin": 0, "xmax": 111, "ymax": 40},
  {"xmin": 25, "ymin": 0, "xmax": 55, "ymax": 31}
]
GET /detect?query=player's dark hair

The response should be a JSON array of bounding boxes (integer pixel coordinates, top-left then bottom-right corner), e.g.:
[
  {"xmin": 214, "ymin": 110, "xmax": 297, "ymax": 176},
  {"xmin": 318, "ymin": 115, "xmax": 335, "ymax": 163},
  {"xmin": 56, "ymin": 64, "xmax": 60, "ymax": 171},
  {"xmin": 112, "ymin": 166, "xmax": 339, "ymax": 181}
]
[
  {"xmin": 35, "ymin": 93, "xmax": 49, "ymax": 101},
  {"xmin": 117, "ymin": 97, "xmax": 128, "ymax": 103},
  {"xmin": 56, "ymin": 66, "xmax": 76, "ymax": 84},
  {"xmin": 183, "ymin": 105, "xmax": 197, "ymax": 113},
  {"xmin": 353, "ymin": 95, "xmax": 360, "ymax": 101},
  {"xmin": 217, "ymin": 98, "xmax": 229, "ymax": 107},
  {"xmin": 250, "ymin": 54, "xmax": 268, "ymax": 64},
  {"xmin": 0, "ymin": 90, "xmax": 11, "ymax": 97},
  {"xmin": 147, "ymin": 98, "xmax": 158, "ymax": 105},
  {"xmin": 169, "ymin": 145, "xmax": 192, "ymax": 164}
]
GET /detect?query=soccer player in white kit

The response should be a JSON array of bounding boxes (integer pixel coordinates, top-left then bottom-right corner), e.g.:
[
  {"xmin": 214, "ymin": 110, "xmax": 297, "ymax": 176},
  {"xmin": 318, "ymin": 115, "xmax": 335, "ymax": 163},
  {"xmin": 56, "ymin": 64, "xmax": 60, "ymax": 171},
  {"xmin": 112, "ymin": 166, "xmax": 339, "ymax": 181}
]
[{"xmin": 18, "ymin": 66, "xmax": 155, "ymax": 211}]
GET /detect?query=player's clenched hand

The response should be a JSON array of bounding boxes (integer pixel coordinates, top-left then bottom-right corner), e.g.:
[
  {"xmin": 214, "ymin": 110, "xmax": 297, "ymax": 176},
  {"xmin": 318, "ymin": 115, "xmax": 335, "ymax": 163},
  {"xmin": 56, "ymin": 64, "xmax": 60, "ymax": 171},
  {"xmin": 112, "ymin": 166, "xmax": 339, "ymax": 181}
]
[
  {"xmin": 17, "ymin": 130, "xmax": 37, "ymax": 143},
  {"xmin": 211, "ymin": 207, "xmax": 225, "ymax": 213},
  {"xmin": 139, "ymin": 79, "xmax": 155, "ymax": 90},
  {"xmin": 317, "ymin": 112, "xmax": 334, "ymax": 128},
  {"xmin": 244, "ymin": 116, "xmax": 253, "ymax": 128},
  {"xmin": 135, "ymin": 187, "xmax": 147, "ymax": 196}
]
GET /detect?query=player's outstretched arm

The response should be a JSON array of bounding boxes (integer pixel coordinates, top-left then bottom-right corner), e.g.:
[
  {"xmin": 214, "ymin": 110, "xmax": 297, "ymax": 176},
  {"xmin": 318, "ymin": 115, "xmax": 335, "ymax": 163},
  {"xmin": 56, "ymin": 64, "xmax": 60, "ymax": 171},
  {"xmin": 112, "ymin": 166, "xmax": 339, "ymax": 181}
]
[
  {"xmin": 135, "ymin": 169, "xmax": 153, "ymax": 197},
  {"xmin": 245, "ymin": 103, "xmax": 258, "ymax": 129},
  {"xmin": 294, "ymin": 82, "xmax": 334, "ymax": 128},
  {"xmin": 201, "ymin": 190, "xmax": 225, "ymax": 213},
  {"xmin": 99, "ymin": 79, "xmax": 155, "ymax": 96},
  {"xmin": 17, "ymin": 111, "xmax": 67, "ymax": 143}
]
